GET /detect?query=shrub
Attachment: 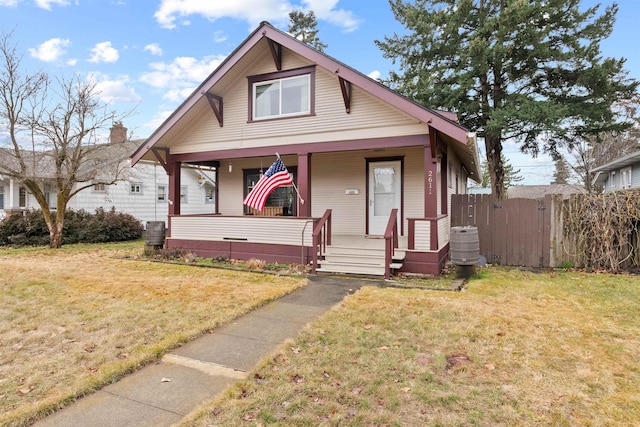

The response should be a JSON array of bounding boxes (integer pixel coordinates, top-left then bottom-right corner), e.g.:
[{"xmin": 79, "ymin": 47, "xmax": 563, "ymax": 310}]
[{"xmin": 0, "ymin": 208, "xmax": 143, "ymax": 247}]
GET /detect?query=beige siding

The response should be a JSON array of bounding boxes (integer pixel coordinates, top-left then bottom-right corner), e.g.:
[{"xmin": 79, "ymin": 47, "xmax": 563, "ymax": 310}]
[
  {"xmin": 170, "ymin": 50, "xmax": 429, "ymax": 155},
  {"xmin": 311, "ymin": 147, "xmax": 424, "ymax": 236},
  {"xmin": 413, "ymin": 220, "xmax": 431, "ymax": 251},
  {"xmin": 437, "ymin": 216, "xmax": 451, "ymax": 250},
  {"xmin": 170, "ymin": 216, "xmax": 313, "ymax": 246}
]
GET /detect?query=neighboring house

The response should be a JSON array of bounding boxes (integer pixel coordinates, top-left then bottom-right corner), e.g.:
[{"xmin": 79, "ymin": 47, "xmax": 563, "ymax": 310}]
[
  {"xmin": 507, "ymin": 184, "xmax": 585, "ymax": 199},
  {"xmin": 0, "ymin": 123, "xmax": 216, "ymax": 225},
  {"xmin": 131, "ymin": 21, "xmax": 481, "ymax": 277},
  {"xmin": 592, "ymin": 150, "xmax": 640, "ymax": 192}
]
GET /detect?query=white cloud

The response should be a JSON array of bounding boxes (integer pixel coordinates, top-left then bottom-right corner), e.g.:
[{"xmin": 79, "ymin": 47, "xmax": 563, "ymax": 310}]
[
  {"xmin": 88, "ymin": 41, "xmax": 119, "ymax": 63},
  {"xmin": 153, "ymin": 0, "xmax": 359, "ymax": 32},
  {"xmin": 88, "ymin": 73, "xmax": 141, "ymax": 104},
  {"xmin": 66, "ymin": 58, "xmax": 77, "ymax": 66},
  {"xmin": 144, "ymin": 43, "xmax": 163, "ymax": 56},
  {"xmin": 139, "ymin": 54, "xmax": 225, "ymax": 102},
  {"xmin": 302, "ymin": 0, "xmax": 360, "ymax": 32},
  {"xmin": 28, "ymin": 38, "xmax": 70, "ymax": 62},
  {"xmin": 35, "ymin": 0, "xmax": 70, "ymax": 10},
  {"xmin": 0, "ymin": 0, "xmax": 19, "ymax": 7},
  {"xmin": 367, "ymin": 70, "xmax": 380, "ymax": 80},
  {"xmin": 213, "ymin": 31, "xmax": 227, "ymax": 43}
]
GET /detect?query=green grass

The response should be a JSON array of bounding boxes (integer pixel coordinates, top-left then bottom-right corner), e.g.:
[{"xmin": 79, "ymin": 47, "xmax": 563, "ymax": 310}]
[
  {"xmin": 0, "ymin": 241, "xmax": 306, "ymax": 427},
  {"xmin": 177, "ymin": 267, "xmax": 640, "ymax": 426}
]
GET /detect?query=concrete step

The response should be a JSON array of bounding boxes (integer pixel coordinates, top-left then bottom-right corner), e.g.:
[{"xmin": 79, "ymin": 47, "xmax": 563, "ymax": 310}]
[
  {"xmin": 324, "ymin": 246, "xmax": 406, "ymax": 261},
  {"xmin": 317, "ymin": 260, "xmax": 403, "ymax": 277}
]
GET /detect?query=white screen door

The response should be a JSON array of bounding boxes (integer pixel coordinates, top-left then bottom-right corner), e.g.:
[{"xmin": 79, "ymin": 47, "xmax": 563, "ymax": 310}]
[{"xmin": 368, "ymin": 160, "xmax": 401, "ymax": 235}]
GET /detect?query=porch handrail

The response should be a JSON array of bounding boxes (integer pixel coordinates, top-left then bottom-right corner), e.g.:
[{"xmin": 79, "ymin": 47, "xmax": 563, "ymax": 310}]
[
  {"xmin": 312, "ymin": 209, "xmax": 332, "ymax": 273},
  {"xmin": 384, "ymin": 208, "xmax": 399, "ymax": 280}
]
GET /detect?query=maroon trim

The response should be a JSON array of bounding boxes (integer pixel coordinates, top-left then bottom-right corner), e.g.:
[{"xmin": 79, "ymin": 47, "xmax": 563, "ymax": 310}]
[
  {"xmin": 441, "ymin": 150, "xmax": 448, "ymax": 215},
  {"xmin": 297, "ymin": 153, "xmax": 311, "ymax": 217},
  {"xmin": 400, "ymin": 245, "xmax": 449, "ymax": 276},
  {"xmin": 247, "ymin": 66, "xmax": 316, "ymax": 122},
  {"xmin": 170, "ymin": 134, "xmax": 429, "ymax": 164},
  {"xmin": 168, "ymin": 161, "xmax": 181, "ymax": 216},
  {"xmin": 365, "ymin": 157, "xmax": 404, "ymax": 236},
  {"xmin": 267, "ymin": 39, "xmax": 282, "ymax": 71},
  {"xmin": 205, "ymin": 94, "xmax": 223, "ymax": 127},
  {"xmin": 424, "ymin": 147, "xmax": 437, "ymax": 218},
  {"xmin": 166, "ymin": 238, "xmax": 314, "ymax": 266},
  {"xmin": 339, "ymin": 77, "xmax": 351, "ymax": 113}
]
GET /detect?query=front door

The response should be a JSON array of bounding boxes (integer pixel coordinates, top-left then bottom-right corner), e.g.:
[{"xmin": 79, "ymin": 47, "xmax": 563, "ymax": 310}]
[{"xmin": 368, "ymin": 160, "xmax": 401, "ymax": 235}]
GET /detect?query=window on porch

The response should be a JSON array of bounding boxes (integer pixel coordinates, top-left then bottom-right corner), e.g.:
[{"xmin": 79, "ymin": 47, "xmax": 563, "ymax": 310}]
[
  {"xmin": 244, "ymin": 168, "xmax": 296, "ymax": 216},
  {"xmin": 0, "ymin": 185, "xmax": 4, "ymax": 209}
]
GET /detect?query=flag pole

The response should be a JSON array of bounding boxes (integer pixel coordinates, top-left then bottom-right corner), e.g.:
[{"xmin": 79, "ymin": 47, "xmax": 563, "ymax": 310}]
[{"xmin": 276, "ymin": 152, "xmax": 304, "ymax": 205}]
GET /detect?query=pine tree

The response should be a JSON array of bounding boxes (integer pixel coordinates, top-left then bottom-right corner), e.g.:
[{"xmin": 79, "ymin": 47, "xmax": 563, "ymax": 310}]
[
  {"xmin": 553, "ymin": 158, "xmax": 571, "ymax": 184},
  {"xmin": 288, "ymin": 10, "xmax": 327, "ymax": 52},
  {"xmin": 376, "ymin": 0, "xmax": 638, "ymax": 199},
  {"xmin": 480, "ymin": 155, "xmax": 523, "ymax": 189}
]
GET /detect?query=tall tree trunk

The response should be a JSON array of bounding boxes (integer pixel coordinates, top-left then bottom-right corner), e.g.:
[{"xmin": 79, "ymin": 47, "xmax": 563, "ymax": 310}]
[
  {"xmin": 485, "ymin": 134, "xmax": 506, "ymax": 199},
  {"xmin": 49, "ymin": 219, "xmax": 64, "ymax": 249}
]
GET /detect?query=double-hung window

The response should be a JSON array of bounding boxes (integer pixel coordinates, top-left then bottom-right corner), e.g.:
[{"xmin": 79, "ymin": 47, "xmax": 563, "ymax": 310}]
[
  {"xmin": 621, "ymin": 167, "xmax": 632, "ymax": 189},
  {"xmin": 249, "ymin": 66, "xmax": 314, "ymax": 121}
]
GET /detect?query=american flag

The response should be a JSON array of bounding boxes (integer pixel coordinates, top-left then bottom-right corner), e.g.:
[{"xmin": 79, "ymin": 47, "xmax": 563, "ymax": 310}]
[{"xmin": 244, "ymin": 158, "xmax": 294, "ymax": 211}]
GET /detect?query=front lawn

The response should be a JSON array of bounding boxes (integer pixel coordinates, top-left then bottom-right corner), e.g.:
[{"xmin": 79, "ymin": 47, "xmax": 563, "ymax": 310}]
[
  {"xmin": 178, "ymin": 267, "xmax": 640, "ymax": 426},
  {"xmin": 0, "ymin": 241, "xmax": 306, "ymax": 426}
]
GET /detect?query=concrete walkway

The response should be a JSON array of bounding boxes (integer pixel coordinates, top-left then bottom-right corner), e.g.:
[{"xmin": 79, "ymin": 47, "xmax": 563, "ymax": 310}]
[{"xmin": 35, "ymin": 276, "xmax": 371, "ymax": 427}]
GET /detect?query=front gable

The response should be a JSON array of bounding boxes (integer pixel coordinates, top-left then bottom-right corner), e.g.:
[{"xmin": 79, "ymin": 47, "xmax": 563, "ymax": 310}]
[{"xmin": 132, "ymin": 21, "xmax": 480, "ymax": 180}]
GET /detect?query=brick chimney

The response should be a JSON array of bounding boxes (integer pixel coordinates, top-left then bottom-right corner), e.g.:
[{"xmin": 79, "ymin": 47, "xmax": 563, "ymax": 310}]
[{"xmin": 109, "ymin": 122, "xmax": 128, "ymax": 144}]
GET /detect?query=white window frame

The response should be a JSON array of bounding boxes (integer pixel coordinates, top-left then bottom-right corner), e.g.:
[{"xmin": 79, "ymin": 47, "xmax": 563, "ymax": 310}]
[
  {"xmin": 93, "ymin": 182, "xmax": 107, "ymax": 193},
  {"xmin": 252, "ymin": 75, "xmax": 310, "ymax": 120},
  {"xmin": 157, "ymin": 184, "xmax": 167, "ymax": 202},
  {"xmin": 129, "ymin": 182, "xmax": 143, "ymax": 195},
  {"xmin": 620, "ymin": 167, "xmax": 632, "ymax": 189},
  {"xmin": 609, "ymin": 171, "xmax": 616, "ymax": 189}
]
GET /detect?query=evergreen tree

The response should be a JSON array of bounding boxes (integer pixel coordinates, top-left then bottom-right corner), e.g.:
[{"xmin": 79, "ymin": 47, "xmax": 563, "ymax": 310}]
[
  {"xmin": 288, "ymin": 10, "xmax": 327, "ymax": 52},
  {"xmin": 553, "ymin": 158, "xmax": 571, "ymax": 184},
  {"xmin": 480, "ymin": 155, "xmax": 523, "ymax": 189},
  {"xmin": 376, "ymin": 0, "xmax": 638, "ymax": 199}
]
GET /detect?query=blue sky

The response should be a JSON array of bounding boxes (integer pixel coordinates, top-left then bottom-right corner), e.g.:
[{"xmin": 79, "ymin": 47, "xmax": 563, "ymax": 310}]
[{"xmin": 1, "ymin": 0, "xmax": 638, "ymax": 185}]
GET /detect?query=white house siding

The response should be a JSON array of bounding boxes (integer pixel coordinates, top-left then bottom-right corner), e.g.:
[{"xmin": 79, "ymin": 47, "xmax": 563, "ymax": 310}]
[
  {"xmin": 413, "ymin": 221, "xmax": 431, "ymax": 250},
  {"xmin": 66, "ymin": 163, "xmax": 215, "ymax": 227},
  {"xmin": 311, "ymin": 147, "xmax": 424, "ymax": 236},
  {"xmin": 168, "ymin": 49, "xmax": 429, "ymax": 156}
]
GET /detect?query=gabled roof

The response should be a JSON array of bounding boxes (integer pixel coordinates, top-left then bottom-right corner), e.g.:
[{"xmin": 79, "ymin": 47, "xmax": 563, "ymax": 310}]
[
  {"xmin": 591, "ymin": 150, "xmax": 640, "ymax": 186},
  {"xmin": 131, "ymin": 21, "xmax": 480, "ymax": 178}
]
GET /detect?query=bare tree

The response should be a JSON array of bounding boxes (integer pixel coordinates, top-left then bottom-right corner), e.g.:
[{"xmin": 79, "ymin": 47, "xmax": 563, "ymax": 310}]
[
  {"xmin": 567, "ymin": 96, "xmax": 640, "ymax": 192},
  {"xmin": 0, "ymin": 31, "xmax": 133, "ymax": 247}
]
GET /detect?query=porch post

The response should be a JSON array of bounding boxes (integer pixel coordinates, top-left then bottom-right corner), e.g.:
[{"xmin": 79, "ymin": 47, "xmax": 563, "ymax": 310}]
[
  {"xmin": 425, "ymin": 130, "xmax": 438, "ymax": 218},
  {"xmin": 297, "ymin": 153, "xmax": 311, "ymax": 217},
  {"xmin": 168, "ymin": 160, "xmax": 181, "ymax": 216}
]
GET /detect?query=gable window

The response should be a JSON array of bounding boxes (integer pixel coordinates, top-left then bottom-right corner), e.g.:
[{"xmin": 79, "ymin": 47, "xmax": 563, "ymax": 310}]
[
  {"xmin": 621, "ymin": 167, "xmax": 632, "ymax": 189},
  {"xmin": 249, "ymin": 66, "xmax": 315, "ymax": 121},
  {"xmin": 157, "ymin": 185, "xmax": 167, "ymax": 202},
  {"xmin": 244, "ymin": 168, "xmax": 296, "ymax": 216},
  {"xmin": 130, "ymin": 182, "xmax": 142, "ymax": 194}
]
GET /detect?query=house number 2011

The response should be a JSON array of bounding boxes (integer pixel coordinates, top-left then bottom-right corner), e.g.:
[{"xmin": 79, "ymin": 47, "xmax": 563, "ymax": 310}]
[{"xmin": 428, "ymin": 170, "xmax": 433, "ymax": 194}]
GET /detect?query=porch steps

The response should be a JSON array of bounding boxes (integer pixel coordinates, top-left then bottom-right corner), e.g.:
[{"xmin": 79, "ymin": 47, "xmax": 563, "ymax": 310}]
[{"xmin": 316, "ymin": 246, "xmax": 405, "ymax": 277}]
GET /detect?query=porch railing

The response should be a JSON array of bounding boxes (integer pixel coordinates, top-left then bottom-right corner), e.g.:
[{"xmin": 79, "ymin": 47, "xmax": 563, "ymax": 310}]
[
  {"xmin": 384, "ymin": 208, "xmax": 399, "ymax": 280},
  {"xmin": 312, "ymin": 209, "xmax": 332, "ymax": 273}
]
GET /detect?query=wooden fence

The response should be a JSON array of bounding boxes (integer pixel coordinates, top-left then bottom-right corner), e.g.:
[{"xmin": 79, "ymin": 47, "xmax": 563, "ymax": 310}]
[{"xmin": 451, "ymin": 194, "xmax": 566, "ymax": 268}]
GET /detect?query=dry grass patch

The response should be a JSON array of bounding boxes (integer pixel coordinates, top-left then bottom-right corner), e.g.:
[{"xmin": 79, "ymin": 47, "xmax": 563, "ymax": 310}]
[
  {"xmin": 179, "ymin": 267, "xmax": 640, "ymax": 426},
  {"xmin": 0, "ymin": 241, "xmax": 306, "ymax": 426}
]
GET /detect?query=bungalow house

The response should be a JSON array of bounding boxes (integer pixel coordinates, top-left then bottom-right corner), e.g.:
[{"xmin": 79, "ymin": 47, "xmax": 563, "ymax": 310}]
[
  {"xmin": 0, "ymin": 123, "xmax": 216, "ymax": 225},
  {"xmin": 131, "ymin": 21, "xmax": 481, "ymax": 277},
  {"xmin": 592, "ymin": 150, "xmax": 640, "ymax": 191}
]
